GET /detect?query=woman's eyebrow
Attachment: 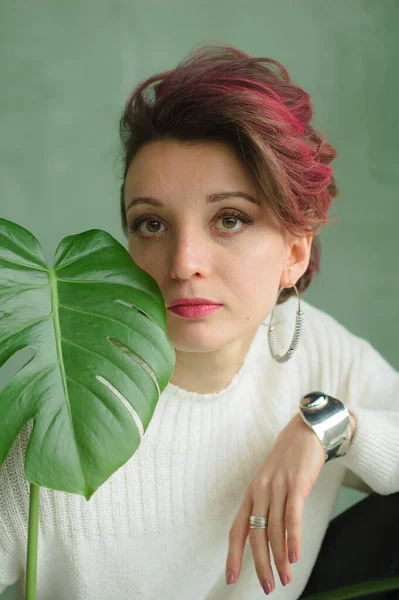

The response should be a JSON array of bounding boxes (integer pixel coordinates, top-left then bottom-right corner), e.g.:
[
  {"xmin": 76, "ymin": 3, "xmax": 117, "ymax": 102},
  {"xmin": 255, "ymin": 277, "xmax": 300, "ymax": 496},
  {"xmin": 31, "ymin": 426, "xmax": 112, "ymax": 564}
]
[{"xmin": 126, "ymin": 191, "xmax": 260, "ymax": 212}]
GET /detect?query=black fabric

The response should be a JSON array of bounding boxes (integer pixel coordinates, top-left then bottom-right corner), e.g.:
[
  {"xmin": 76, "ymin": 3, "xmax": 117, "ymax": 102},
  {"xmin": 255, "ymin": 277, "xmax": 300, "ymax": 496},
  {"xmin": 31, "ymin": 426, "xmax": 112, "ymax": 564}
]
[{"xmin": 300, "ymin": 491, "xmax": 399, "ymax": 599}]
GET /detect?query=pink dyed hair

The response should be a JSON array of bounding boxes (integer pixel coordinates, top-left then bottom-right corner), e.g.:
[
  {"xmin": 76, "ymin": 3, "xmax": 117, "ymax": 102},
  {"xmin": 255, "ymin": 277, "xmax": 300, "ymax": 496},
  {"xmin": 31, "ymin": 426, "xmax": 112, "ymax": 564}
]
[{"xmin": 117, "ymin": 42, "xmax": 340, "ymax": 304}]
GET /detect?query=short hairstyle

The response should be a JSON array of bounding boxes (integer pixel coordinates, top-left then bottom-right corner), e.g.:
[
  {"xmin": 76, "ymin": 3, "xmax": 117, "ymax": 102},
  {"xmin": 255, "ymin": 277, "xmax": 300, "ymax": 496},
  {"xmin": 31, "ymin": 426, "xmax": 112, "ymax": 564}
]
[{"xmin": 117, "ymin": 43, "xmax": 339, "ymax": 304}]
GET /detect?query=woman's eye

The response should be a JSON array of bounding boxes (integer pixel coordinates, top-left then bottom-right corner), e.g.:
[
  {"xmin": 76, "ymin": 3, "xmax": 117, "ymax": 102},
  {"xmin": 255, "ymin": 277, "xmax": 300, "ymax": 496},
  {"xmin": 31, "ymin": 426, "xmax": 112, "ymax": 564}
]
[
  {"xmin": 138, "ymin": 220, "xmax": 166, "ymax": 235},
  {"xmin": 216, "ymin": 215, "xmax": 245, "ymax": 232},
  {"xmin": 128, "ymin": 211, "xmax": 252, "ymax": 238}
]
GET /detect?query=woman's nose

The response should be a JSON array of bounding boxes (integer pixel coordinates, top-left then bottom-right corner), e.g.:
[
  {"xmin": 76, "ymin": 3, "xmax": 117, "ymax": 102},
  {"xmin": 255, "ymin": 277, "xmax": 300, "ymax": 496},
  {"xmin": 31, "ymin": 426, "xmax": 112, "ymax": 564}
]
[{"xmin": 168, "ymin": 229, "xmax": 212, "ymax": 280}]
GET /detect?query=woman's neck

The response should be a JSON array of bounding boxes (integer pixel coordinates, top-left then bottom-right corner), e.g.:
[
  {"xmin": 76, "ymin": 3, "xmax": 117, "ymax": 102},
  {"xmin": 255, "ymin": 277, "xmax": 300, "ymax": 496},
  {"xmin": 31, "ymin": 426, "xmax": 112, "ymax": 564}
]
[{"xmin": 169, "ymin": 326, "xmax": 258, "ymax": 394}]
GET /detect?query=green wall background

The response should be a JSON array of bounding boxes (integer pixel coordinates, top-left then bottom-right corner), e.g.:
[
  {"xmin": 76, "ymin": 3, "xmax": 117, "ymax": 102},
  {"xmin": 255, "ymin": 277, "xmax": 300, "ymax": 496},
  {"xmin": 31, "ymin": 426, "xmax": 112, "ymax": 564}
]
[{"xmin": 1, "ymin": 0, "xmax": 398, "ymax": 597}]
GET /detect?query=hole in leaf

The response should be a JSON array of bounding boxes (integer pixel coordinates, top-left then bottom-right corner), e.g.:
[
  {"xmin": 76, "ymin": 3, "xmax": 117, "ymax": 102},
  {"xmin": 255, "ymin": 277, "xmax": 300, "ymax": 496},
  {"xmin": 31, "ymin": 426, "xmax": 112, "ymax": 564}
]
[
  {"xmin": 0, "ymin": 348, "xmax": 35, "ymax": 395},
  {"xmin": 108, "ymin": 337, "xmax": 160, "ymax": 397},
  {"xmin": 115, "ymin": 299, "xmax": 155, "ymax": 322},
  {"xmin": 95, "ymin": 375, "xmax": 144, "ymax": 439}
]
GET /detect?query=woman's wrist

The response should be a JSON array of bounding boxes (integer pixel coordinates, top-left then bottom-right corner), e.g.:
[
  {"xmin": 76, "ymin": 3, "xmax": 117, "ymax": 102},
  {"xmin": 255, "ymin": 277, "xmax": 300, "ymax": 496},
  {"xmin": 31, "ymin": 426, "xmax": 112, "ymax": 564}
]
[{"xmin": 296, "ymin": 403, "xmax": 357, "ymax": 460}]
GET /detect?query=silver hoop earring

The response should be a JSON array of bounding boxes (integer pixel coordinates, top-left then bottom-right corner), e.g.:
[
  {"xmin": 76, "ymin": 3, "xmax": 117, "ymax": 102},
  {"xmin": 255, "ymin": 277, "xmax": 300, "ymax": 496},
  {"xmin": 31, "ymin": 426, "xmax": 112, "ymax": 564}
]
[{"xmin": 267, "ymin": 283, "xmax": 303, "ymax": 363}]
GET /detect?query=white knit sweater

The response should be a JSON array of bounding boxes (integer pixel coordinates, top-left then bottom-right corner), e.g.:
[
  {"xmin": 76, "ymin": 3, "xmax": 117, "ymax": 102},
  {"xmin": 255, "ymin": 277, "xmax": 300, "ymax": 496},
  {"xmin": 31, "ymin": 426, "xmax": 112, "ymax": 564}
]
[{"xmin": 0, "ymin": 296, "xmax": 398, "ymax": 600}]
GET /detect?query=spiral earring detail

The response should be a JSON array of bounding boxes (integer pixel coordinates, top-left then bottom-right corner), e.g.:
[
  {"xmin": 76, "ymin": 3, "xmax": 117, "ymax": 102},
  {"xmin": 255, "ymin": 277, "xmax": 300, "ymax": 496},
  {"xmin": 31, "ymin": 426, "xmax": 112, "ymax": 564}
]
[{"xmin": 267, "ymin": 282, "xmax": 303, "ymax": 363}]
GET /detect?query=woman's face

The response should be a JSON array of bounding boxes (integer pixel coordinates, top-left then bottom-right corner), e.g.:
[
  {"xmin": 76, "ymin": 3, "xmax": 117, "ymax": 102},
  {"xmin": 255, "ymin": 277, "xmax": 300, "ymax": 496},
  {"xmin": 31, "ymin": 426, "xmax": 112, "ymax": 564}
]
[{"xmin": 123, "ymin": 138, "xmax": 309, "ymax": 352}]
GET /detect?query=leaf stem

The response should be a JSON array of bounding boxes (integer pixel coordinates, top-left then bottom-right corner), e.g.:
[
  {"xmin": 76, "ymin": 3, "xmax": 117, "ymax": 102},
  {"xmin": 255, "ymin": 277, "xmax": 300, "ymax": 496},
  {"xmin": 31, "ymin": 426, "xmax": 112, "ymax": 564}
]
[{"xmin": 25, "ymin": 483, "xmax": 40, "ymax": 600}]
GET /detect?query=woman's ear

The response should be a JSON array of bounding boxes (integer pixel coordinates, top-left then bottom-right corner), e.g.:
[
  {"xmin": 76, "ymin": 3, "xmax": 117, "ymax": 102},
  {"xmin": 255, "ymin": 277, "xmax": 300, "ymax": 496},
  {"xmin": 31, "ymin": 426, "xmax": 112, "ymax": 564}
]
[{"xmin": 280, "ymin": 234, "xmax": 313, "ymax": 288}]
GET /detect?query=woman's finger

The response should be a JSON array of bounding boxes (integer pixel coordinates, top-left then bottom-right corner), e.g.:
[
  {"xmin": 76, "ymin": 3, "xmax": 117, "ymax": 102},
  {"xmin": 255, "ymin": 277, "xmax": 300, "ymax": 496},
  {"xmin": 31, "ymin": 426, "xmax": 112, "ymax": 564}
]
[
  {"xmin": 285, "ymin": 487, "xmax": 305, "ymax": 564},
  {"xmin": 225, "ymin": 491, "xmax": 252, "ymax": 584},
  {"xmin": 249, "ymin": 486, "xmax": 275, "ymax": 594},
  {"xmin": 267, "ymin": 482, "xmax": 292, "ymax": 587}
]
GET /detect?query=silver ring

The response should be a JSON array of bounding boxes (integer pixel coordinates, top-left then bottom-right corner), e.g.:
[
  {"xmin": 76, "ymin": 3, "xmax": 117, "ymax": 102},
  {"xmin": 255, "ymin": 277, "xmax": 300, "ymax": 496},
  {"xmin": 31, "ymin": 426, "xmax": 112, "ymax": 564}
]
[{"xmin": 249, "ymin": 515, "xmax": 269, "ymax": 529}]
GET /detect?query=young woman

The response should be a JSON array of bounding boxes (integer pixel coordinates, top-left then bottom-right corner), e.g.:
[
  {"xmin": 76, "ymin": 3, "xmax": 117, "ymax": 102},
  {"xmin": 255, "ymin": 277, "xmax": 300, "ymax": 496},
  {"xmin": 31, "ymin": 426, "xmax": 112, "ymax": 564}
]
[{"xmin": 0, "ymin": 43, "xmax": 398, "ymax": 600}]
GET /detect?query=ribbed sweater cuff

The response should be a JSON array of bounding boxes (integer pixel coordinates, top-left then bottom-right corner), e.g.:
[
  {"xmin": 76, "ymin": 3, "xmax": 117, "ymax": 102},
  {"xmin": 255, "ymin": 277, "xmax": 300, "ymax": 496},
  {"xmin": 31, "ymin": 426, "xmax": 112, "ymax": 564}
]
[{"xmin": 340, "ymin": 406, "xmax": 399, "ymax": 495}]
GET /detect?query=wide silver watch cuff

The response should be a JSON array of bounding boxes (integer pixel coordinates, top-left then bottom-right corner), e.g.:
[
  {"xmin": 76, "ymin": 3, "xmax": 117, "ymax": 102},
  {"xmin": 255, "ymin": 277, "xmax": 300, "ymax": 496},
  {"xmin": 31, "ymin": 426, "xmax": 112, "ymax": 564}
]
[{"xmin": 299, "ymin": 392, "xmax": 352, "ymax": 462}]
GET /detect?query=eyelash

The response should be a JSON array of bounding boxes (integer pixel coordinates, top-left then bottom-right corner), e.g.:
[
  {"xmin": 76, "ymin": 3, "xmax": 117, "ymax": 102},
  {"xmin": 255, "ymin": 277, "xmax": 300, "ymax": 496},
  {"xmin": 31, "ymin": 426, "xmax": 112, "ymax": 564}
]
[{"xmin": 127, "ymin": 209, "xmax": 253, "ymax": 239}]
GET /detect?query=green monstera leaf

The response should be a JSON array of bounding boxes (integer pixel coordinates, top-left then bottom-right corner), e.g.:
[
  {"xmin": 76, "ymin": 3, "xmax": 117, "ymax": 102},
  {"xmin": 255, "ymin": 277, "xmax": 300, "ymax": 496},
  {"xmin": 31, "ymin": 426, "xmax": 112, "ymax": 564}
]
[{"xmin": 0, "ymin": 217, "xmax": 175, "ymax": 500}]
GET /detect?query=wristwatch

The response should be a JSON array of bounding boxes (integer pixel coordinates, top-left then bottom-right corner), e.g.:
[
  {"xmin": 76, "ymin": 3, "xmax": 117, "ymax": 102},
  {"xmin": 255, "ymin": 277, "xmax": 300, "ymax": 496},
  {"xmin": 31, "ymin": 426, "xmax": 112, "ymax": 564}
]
[{"xmin": 299, "ymin": 392, "xmax": 352, "ymax": 462}]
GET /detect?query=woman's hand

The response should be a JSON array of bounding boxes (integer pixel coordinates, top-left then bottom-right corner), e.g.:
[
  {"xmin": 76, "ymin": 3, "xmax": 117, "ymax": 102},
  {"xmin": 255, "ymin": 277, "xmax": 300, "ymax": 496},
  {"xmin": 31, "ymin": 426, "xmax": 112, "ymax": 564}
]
[{"xmin": 225, "ymin": 412, "xmax": 327, "ymax": 594}]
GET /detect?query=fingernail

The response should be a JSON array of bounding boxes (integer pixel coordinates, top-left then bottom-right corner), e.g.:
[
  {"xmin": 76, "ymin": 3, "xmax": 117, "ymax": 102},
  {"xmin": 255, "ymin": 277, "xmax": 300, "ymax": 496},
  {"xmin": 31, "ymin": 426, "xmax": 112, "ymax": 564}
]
[
  {"xmin": 262, "ymin": 580, "xmax": 272, "ymax": 595},
  {"xmin": 289, "ymin": 552, "xmax": 297, "ymax": 563},
  {"xmin": 226, "ymin": 570, "xmax": 234, "ymax": 585},
  {"xmin": 279, "ymin": 572, "xmax": 289, "ymax": 586}
]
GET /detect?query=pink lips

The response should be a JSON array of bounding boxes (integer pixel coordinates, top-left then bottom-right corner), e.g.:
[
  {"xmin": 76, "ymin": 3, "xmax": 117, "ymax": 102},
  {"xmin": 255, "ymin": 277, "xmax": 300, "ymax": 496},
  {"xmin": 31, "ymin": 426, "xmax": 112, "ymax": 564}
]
[
  {"xmin": 167, "ymin": 304, "xmax": 222, "ymax": 319},
  {"xmin": 168, "ymin": 297, "xmax": 219, "ymax": 308}
]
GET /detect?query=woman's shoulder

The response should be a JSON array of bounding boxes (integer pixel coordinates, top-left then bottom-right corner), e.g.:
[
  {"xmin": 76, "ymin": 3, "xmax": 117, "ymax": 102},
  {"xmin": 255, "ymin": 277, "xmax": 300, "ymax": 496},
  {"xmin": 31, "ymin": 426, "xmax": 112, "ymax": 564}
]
[
  {"xmin": 270, "ymin": 295, "xmax": 375, "ymax": 369},
  {"xmin": 272, "ymin": 295, "xmax": 360, "ymax": 340}
]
